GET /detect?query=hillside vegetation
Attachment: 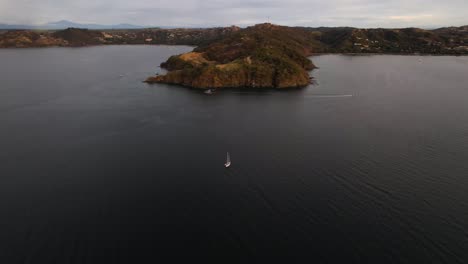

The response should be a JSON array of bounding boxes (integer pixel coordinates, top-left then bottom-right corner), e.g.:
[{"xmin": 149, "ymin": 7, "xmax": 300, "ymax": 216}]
[
  {"xmin": 306, "ymin": 27, "xmax": 468, "ymax": 54},
  {"xmin": 1, "ymin": 24, "xmax": 466, "ymax": 53},
  {"xmin": 146, "ymin": 24, "xmax": 319, "ymax": 88}
]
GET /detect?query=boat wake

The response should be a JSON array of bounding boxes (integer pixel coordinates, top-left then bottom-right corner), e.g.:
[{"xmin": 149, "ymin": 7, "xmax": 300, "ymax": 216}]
[{"xmin": 304, "ymin": 94, "xmax": 353, "ymax": 98}]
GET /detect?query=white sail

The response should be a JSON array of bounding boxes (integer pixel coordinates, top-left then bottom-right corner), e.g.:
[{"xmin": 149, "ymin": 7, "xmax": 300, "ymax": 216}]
[{"xmin": 225, "ymin": 152, "xmax": 231, "ymax": 168}]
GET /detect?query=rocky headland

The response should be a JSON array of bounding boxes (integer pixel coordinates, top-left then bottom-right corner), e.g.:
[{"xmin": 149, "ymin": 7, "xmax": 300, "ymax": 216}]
[{"xmin": 145, "ymin": 24, "xmax": 317, "ymax": 89}]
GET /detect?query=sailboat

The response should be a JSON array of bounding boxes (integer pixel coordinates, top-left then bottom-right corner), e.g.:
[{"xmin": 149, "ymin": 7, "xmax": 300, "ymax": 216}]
[
  {"xmin": 224, "ymin": 152, "xmax": 231, "ymax": 168},
  {"xmin": 204, "ymin": 89, "xmax": 215, "ymax": 95}
]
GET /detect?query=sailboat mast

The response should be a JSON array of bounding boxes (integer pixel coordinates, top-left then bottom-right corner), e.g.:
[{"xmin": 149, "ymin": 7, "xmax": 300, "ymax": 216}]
[{"xmin": 224, "ymin": 152, "xmax": 231, "ymax": 168}]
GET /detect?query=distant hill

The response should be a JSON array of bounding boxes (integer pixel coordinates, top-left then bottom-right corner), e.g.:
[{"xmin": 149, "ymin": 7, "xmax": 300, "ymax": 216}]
[
  {"xmin": 304, "ymin": 26, "xmax": 468, "ymax": 53},
  {"xmin": 44, "ymin": 20, "xmax": 144, "ymax": 30},
  {"xmin": 0, "ymin": 20, "xmax": 144, "ymax": 30},
  {"xmin": 0, "ymin": 26, "xmax": 241, "ymax": 48},
  {"xmin": 0, "ymin": 23, "xmax": 32, "ymax": 30},
  {"xmin": 1, "ymin": 23, "xmax": 467, "ymax": 55}
]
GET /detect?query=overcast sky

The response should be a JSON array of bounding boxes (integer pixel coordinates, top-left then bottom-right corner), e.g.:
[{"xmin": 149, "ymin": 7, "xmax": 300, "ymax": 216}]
[{"xmin": 1, "ymin": 0, "xmax": 467, "ymax": 28}]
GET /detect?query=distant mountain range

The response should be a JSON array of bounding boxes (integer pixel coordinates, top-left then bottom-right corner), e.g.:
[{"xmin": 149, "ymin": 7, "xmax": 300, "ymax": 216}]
[{"xmin": 0, "ymin": 20, "xmax": 145, "ymax": 30}]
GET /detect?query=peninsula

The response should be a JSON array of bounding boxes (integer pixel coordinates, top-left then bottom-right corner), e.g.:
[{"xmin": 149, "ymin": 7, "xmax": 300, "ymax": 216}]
[{"xmin": 146, "ymin": 24, "xmax": 317, "ymax": 88}]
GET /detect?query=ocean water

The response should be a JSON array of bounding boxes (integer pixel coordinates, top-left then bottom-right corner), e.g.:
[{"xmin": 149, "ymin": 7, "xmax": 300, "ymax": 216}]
[{"xmin": 1, "ymin": 46, "xmax": 468, "ymax": 263}]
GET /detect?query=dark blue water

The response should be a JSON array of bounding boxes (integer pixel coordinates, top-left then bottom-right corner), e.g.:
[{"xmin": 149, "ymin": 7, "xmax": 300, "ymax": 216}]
[{"xmin": 1, "ymin": 46, "xmax": 468, "ymax": 263}]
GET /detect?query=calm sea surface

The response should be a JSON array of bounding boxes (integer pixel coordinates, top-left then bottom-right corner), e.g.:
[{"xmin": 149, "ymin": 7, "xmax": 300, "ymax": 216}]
[{"xmin": 1, "ymin": 46, "xmax": 468, "ymax": 263}]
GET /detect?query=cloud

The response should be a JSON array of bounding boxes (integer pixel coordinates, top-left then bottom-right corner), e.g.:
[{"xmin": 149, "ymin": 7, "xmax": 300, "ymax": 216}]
[
  {"xmin": 0, "ymin": 0, "xmax": 466, "ymax": 28},
  {"xmin": 388, "ymin": 14, "xmax": 434, "ymax": 22}
]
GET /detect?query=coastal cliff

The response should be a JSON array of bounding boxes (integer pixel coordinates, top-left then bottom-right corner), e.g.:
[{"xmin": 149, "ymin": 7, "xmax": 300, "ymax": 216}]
[{"xmin": 145, "ymin": 24, "xmax": 317, "ymax": 89}]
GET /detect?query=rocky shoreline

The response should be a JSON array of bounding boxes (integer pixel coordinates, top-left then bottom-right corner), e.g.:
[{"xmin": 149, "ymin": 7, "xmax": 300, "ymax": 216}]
[{"xmin": 1, "ymin": 24, "xmax": 467, "ymax": 89}]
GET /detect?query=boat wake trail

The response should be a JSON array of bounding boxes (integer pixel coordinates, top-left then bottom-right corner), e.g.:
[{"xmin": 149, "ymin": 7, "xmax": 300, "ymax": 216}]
[{"xmin": 304, "ymin": 94, "xmax": 353, "ymax": 98}]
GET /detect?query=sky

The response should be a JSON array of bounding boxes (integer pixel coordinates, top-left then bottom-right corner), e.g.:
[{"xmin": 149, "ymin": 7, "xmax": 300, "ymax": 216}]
[{"xmin": 1, "ymin": 0, "xmax": 467, "ymax": 28}]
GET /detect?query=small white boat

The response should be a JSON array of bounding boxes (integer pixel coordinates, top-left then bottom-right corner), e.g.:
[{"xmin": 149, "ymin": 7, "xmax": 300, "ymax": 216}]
[
  {"xmin": 204, "ymin": 89, "xmax": 215, "ymax": 95},
  {"xmin": 224, "ymin": 152, "xmax": 231, "ymax": 168}
]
